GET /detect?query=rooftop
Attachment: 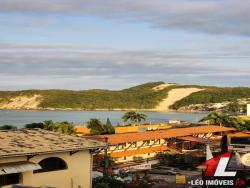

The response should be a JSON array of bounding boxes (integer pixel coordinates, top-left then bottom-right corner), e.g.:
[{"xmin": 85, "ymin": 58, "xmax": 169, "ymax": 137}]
[
  {"xmin": 74, "ymin": 125, "xmax": 90, "ymax": 134},
  {"xmin": 0, "ymin": 129, "xmax": 104, "ymax": 158},
  {"xmin": 87, "ymin": 125, "xmax": 234, "ymax": 144},
  {"xmin": 227, "ymin": 132, "xmax": 250, "ymax": 138}
]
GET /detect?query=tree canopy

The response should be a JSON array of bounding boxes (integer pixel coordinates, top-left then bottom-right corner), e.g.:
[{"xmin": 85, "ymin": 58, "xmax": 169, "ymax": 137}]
[
  {"xmin": 25, "ymin": 120, "xmax": 74, "ymax": 134},
  {"xmin": 87, "ymin": 118, "xmax": 115, "ymax": 135},
  {"xmin": 199, "ymin": 112, "xmax": 249, "ymax": 131},
  {"xmin": 122, "ymin": 111, "xmax": 147, "ymax": 125}
]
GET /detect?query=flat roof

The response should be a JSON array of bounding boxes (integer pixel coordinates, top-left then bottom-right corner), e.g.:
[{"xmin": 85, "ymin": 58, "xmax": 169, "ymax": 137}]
[
  {"xmin": 87, "ymin": 125, "xmax": 234, "ymax": 144},
  {"xmin": 0, "ymin": 129, "xmax": 104, "ymax": 158}
]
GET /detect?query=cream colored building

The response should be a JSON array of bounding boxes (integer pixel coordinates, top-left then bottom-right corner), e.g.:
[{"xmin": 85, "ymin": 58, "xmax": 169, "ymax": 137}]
[
  {"xmin": 0, "ymin": 129, "xmax": 104, "ymax": 188},
  {"xmin": 90, "ymin": 125, "xmax": 234, "ymax": 164},
  {"xmin": 247, "ymin": 104, "xmax": 250, "ymax": 116}
]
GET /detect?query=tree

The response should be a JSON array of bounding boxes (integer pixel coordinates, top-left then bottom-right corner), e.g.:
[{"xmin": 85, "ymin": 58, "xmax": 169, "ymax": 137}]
[
  {"xmin": 224, "ymin": 101, "xmax": 240, "ymax": 115},
  {"xmin": 199, "ymin": 112, "xmax": 231, "ymax": 126},
  {"xmin": 0, "ymin": 125, "xmax": 17, "ymax": 130},
  {"xmin": 87, "ymin": 118, "xmax": 115, "ymax": 135},
  {"xmin": 87, "ymin": 118, "xmax": 105, "ymax": 135},
  {"xmin": 103, "ymin": 118, "xmax": 115, "ymax": 134},
  {"xmin": 24, "ymin": 120, "xmax": 74, "ymax": 134},
  {"xmin": 199, "ymin": 112, "xmax": 247, "ymax": 131},
  {"xmin": 92, "ymin": 176, "xmax": 125, "ymax": 188},
  {"xmin": 54, "ymin": 121, "xmax": 74, "ymax": 134},
  {"xmin": 244, "ymin": 120, "xmax": 250, "ymax": 130},
  {"xmin": 43, "ymin": 120, "xmax": 56, "ymax": 131},
  {"xmin": 122, "ymin": 111, "xmax": 147, "ymax": 125}
]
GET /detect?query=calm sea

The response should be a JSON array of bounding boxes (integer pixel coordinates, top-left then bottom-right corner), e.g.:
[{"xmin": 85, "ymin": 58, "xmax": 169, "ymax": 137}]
[{"xmin": 0, "ymin": 110, "xmax": 208, "ymax": 128}]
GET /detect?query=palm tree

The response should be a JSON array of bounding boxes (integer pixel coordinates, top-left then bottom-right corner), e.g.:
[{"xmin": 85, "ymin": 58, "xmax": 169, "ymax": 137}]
[
  {"xmin": 42, "ymin": 120, "xmax": 74, "ymax": 134},
  {"xmin": 87, "ymin": 118, "xmax": 104, "ymax": 135},
  {"xmin": 199, "ymin": 112, "xmax": 231, "ymax": 126},
  {"xmin": 122, "ymin": 111, "xmax": 147, "ymax": 125},
  {"xmin": 55, "ymin": 121, "xmax": 74, "ymax": 135},
  {"xmin": 199, "ymin": 112, "xmax": 247, "ymax": 130},
  {"xmin": 43, "ymin": 120, "xmax": 56, "ymax": 131}
]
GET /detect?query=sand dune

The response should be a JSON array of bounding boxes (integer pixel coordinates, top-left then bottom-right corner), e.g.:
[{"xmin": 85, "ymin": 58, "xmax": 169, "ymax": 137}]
[
  {"xmin": 0, "ymin": 95, "xmax": 41, "ymax": 109},
  {"xmin": 0, "ymin": 85, "xmax": 203, "ymax": 111},
  {"xmin": 154, "ymin": 88, "xmax": 204, "ymax": 111},
  {"xmin": 152, "ymin": 83, "xmax": 175, "ymax": 91}
]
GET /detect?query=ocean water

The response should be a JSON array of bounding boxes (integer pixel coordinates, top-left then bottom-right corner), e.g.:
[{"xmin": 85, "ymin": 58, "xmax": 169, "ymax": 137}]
[{"xmin": 0, "ymin": 110, "xmax": 208, "ymax": 128}]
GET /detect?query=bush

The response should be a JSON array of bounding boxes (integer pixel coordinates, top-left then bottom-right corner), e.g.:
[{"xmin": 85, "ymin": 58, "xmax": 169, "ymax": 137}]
[
  {"xmin": 92, "ymin": 176, "xmax": 125, "ymax": 188},
  {"xmin": 0, "ymin": 125, "xmax": 17, "ymax": 130},
  {"xmin": 24, "ymin": 120, "xmax": 74, "ymax": 135},
  {"xmin": 25, "ymin": 122, "xmax": 44, "ymax": 129}
]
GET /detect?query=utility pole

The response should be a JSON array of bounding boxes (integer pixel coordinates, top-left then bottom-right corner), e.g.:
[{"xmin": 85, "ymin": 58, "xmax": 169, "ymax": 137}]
[{"xmin": 103, "ymin": 137, "xmax": 109, "ymax": 177}]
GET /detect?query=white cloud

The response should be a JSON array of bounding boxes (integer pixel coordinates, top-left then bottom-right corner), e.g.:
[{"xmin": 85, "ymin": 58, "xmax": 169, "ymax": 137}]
[
  {"xmin": 0, "ymin": 0, "xmax": 250, "ymax": 36},
  {"xmin": 0, "ymin": 43, "xmax": 250, "ymax": 89}
]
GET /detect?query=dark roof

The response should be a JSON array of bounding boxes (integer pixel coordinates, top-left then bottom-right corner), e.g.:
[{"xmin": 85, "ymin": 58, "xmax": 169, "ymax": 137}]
[{"xmin": 0, "ymin": 129, "xmax": 104, "ymax": 158}]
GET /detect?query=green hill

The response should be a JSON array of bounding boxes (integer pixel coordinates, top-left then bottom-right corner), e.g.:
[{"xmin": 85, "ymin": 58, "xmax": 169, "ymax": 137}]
[
  {"xmin": 0, "ymin": 82, "xmax": 179, "ymax": 110},
  {"xmin": 170, "ymin": 86, "xmax": 250, "ymax": 110},
  {"xmin": 1, "ymin": 82, "xmax": 250, "ymax": 111}
]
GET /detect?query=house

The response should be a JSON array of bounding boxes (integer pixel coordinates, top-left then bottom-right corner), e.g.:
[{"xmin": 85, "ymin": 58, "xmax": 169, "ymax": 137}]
[
  {"xmin": 227, "ymin": 131, "xmax": 250, "ymax": 153},
  {"xmin": 74, "ymin": 124, "xmax": 172, "ymax": 135},
  {"xmin": 0, "ymin": 129, "xmax": 104, "ymax": 188},
  {"xmin": 115, "ymin": 124, "xmax": 172, "ymax": 134},
  {"xmin": 87, "ymin": 125, "xmax": 234, "ymax": 166}
]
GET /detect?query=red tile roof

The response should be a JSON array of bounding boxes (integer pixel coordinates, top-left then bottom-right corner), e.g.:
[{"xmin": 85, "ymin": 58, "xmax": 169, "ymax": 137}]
[
  {"xmin": 87, "ymin": 125, "xmax": 234, "ymax": 144},
  {"xmin": 178, "ymin": 136, "xmax": 212, "ymax": 143}
]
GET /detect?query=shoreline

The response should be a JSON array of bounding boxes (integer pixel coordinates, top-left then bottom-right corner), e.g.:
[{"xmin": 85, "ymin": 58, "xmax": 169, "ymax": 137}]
[{"xmin": 0, "ymin": 108, "xmax": 209, "ymax": 113}]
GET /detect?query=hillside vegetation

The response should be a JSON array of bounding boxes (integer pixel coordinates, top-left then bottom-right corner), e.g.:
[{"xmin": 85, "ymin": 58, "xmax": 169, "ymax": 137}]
[
  {"xmin": 1, "ymin": 82, "xmax": 250, "ymax": 111},
  {"xmin": 171, "ymin": 87, "xmax": 250, "ymax": 110},
  {"xmin": 0, "ymin": 82, "xmax": 181, "ymax": 110}
]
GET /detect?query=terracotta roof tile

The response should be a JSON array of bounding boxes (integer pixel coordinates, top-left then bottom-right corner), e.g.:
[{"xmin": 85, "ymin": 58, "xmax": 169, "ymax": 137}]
[
  {"xmin": 228, "ymin": 132, "xmax": 250, "ymax": 137},
  {"xmin": 178, "ymin": 136, "xmax": 212, "ymax": 143},
  {"xmin": 88, "ymin": 125, "xmax": 234, "ymax": 144}
]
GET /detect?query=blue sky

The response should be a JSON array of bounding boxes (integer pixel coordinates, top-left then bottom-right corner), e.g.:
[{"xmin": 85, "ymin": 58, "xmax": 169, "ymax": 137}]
[{"xmin": 0, "ymin": 0, "xmax": 250, "ymax": 90}]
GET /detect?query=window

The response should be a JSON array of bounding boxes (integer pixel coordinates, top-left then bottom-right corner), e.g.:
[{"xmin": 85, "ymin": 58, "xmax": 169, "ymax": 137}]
[
  {"xmin": 131, "ymin": 142, "xmax": 137, "ymax": 148},
  {"xmin": 118, "ymin": 143, "xmax": 126, "ymax": 150},
  {"xmin": 231, "ymin": 137, "xmax": 250, "ymax": 145},
  {"xmin": 0, "ymin": 173, "xmax": 21, "ymax": 186},
  {"xmin": 34, "ymin": 157, "xmax": 67, "ymax": 173},
  {"xmin": 156, "ymin": 139, "xmax": 160, "ymax": 144},
  {"xmin": 145, "ymin": 140, "xmax": 150, "ymax": 146}
]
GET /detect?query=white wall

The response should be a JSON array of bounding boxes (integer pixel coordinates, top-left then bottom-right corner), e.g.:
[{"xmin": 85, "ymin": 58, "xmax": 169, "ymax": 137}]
[
  {"xmin": 247, "ymin": 104, "xmax": 250, "ymax": 116},
  {"xmin": 0, "ymin": 151, "xmax": 92, "ymax": 188}
]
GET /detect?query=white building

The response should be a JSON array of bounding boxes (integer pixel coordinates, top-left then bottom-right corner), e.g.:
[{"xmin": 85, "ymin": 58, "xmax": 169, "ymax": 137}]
[
  {"xmin": 247, "ymin": 104, "xmax": 250, "ymax": 116},
  {"xmin": 0, "ymin": 129, "xmax": 104, "ymax": 188}
]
